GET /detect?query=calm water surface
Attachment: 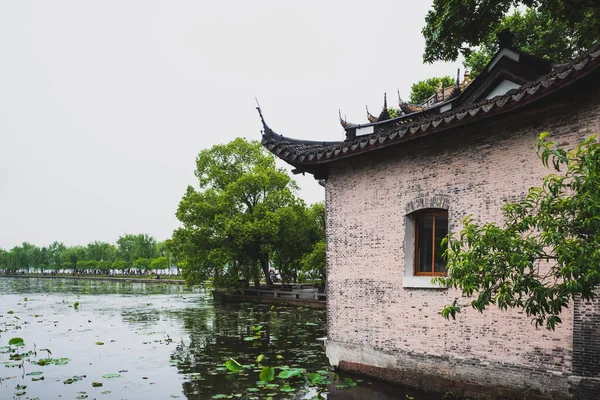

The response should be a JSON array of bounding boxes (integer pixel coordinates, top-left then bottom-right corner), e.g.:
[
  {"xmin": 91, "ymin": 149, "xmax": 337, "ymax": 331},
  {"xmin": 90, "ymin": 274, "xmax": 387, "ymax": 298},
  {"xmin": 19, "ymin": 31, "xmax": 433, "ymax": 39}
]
[{"xmin": 0, "ymin": 277, "xmax": 437, "ymax": 400}]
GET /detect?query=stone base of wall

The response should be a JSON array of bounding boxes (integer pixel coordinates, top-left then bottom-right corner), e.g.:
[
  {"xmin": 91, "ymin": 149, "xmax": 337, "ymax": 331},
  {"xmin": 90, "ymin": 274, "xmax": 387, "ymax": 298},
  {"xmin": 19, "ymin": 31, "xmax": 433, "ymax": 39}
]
[
  {"xmin": 568, "ymin": 376, "xmax": 600, "ymax": 400},
  {"xmin": 326, "ymin": 340, "xmax": 583, "ymax": 399}
]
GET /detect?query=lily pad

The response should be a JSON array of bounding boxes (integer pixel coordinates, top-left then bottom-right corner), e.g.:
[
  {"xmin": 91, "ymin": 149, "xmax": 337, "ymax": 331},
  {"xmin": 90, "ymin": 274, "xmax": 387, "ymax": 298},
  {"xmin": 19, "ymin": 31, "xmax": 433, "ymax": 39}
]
[
  {"xmin": 102, "ymin": 373, "xmax": 121, "ymax": 379},
  {"xmin": 278, "ymin": 368, "xmax": 304, "ymax": 379},
  {"xmin": 280, "ymin": 385, "xmax": 296, "ymax": 393},
  {"xmin": 64, "ymin": 375, "xmax": 86, "ymax": 384},
  {"xmin": 33, "ymin": 357, "xmax": 70, "ymax": 366},
  {"xmin": 225, "ymin": 359, "xmax": 242, "ymax": 373},
  {"xmin": 92, "ymin": 382, "xmax": 103, "ymax": 387},
  {"xmin": 8, "ymin": 337, "xmax": 24, "ymax": 347},
  {"xmin": 344, "ymin": 377, "xmax": 357, "ymax": 387},
  {"xmin": 259, "ymin": 367, "xmax": 275, "ymax": 383},
  {"xmin": 309, "ymin": 373, "xmax": 323, "ymax": 384},
  {"xmin": 95, "ymin": 342, "xmax": 104, "ymax": 345}
]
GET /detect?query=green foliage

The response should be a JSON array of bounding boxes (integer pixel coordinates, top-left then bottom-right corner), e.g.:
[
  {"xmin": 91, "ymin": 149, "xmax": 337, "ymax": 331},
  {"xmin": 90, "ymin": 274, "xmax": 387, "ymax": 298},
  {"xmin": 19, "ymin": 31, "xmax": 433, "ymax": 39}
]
[
  {"xmin": 278, "ymin": 368, "xmax": 304, "ymax": 379},
  {"xmin": 225, "ymin": 359, "xmax": 243, "ymax": 373},
  {"xmin": 463, "ymin": 8, "xmax": 598, "ymax": 77},
  {"xmin": 171, "ymin": 138, "xmax": 310, "ymax": 287},
  {"xmin": 86, "ymin": 241, "xmax": 116, "ymax": 262},
  {"xmin": 0, "ymin": 237, "xmax": 166, "ymax": 275},
  {"xmin": 387, "ymin": 107, "xmax": 401, "ymax": 119},
  {"xmin": 422, "ymin": 1, "xmax": 600, "ymax": 64},
  {"xmin": 438, "ymin": 134, "xmax": 600, "ymax": 330},
  {"xmin": 117, "ymin": 234, "xmax": 157, "ymax": 262},
  {"xmin": 301, "ymin": 239, "xmax": 326, "ymax": 282},
  {"xmin": 409, "ymin": 76, "xmax": 454, "ymax": 104},
  {"xmin": 8, "ymin": 337, "xmax": 24, "ymax": 347},
  {"xmin": 259, "ymin": 366, "xmax": 275, "ymax": 382},
  {"xmin": 133, "ymin": 257, "xmax": 151, "ymax": 271},
  {"xmin": 150, "ymin": 256, "xmax": 168, "ymax": 271},
  {"xmin": 272, "ymin": 201, "xmax": 325, "ymax": 284}
]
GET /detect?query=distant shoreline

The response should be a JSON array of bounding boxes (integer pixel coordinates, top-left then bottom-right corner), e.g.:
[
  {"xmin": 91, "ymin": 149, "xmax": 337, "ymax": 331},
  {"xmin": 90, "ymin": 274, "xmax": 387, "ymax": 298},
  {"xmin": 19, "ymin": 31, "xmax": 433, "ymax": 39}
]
[{"xmin": 0, "ymin": 274, "xmax": 187, "ymax": 285}]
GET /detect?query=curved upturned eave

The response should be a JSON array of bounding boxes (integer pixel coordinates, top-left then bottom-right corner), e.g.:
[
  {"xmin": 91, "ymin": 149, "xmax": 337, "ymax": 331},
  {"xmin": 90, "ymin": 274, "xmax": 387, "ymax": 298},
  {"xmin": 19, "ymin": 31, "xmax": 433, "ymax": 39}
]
[
  {"xmin": 260, "ymin": 44, "xmax": 600, "ymax": 167},
  {"xmin": 259, "ymin": 116, "xmax": 344, "ymax": 164}
]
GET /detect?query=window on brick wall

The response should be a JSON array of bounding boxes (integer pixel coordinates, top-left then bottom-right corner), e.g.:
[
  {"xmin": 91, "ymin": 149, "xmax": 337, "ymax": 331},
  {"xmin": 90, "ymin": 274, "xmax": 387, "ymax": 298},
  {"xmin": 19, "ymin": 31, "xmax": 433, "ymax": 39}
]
[{"xmin": 414, "ymin": 209, "xmax": 448, "ymax": 276}]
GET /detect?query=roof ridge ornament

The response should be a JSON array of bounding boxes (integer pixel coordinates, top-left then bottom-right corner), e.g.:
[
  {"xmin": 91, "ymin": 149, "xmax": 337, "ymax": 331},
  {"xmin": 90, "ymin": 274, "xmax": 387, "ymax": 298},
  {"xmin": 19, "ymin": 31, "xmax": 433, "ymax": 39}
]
[
  {"xmin": 497, "ymin": 28, "xmax": 514, "ymax": 49},
  {"xmin": 450, "ymin": 68, "xmax": 462, "ymax": 98},
  {"xmin": 396, "ymin": 90, "xmax": 406, "ymax": 115},
  {"xmin": 366, "ymin": 105, "xmax": 378, "ymax": 123},
  {"xmin": 339, "ymin": 109, "xmax": 352, "ymax": 129},
  {"xmin": 255, "ymin": 98, "xmax": 277, "ymax": 139},
  {"xmin": 377, "ymin": 92, "xmax": 391, "ymax": 122}
]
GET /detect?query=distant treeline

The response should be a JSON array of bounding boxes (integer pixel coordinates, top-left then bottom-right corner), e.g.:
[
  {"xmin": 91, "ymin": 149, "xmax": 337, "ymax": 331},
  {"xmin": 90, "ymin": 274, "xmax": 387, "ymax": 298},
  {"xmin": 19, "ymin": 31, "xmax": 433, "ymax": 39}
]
[{"xmin": 0, "ymin": 234, "xmax": 178, "ymax": 275}]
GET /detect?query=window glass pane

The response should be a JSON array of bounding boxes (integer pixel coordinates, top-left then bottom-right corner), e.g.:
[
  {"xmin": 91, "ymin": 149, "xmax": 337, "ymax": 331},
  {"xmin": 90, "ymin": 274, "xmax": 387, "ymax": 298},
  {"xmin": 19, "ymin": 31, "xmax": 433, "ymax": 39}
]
[
  {"xmin": 434, "ymin": 214, "xmax": 448, "ymax": 273},
  {"xmin": 417, "ymin": 215, "xmax": 433, "ymax": 273}
]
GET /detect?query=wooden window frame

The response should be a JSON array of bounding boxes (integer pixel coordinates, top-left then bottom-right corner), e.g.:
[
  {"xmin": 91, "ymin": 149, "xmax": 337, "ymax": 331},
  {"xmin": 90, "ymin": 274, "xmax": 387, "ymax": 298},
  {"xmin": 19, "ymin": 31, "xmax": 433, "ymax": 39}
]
[{"xmin": 414, "ymin": 210, "xmax": 448, "ymax": 276}]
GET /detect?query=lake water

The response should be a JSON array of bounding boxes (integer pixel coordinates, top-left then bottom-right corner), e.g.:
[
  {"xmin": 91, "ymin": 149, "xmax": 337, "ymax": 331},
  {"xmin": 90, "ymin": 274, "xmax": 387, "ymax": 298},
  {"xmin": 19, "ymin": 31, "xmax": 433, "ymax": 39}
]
[{"xmin": 0, "ymin": 277, "xmax": 437, "ymax": 400}]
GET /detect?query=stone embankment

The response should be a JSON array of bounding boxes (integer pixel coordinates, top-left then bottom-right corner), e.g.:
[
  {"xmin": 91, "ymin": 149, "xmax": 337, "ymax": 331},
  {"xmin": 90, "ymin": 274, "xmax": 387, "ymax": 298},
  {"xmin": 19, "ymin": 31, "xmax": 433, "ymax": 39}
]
[{"xmin": 213, "ymin": 285, "xmax": 326, "ymax": 309}]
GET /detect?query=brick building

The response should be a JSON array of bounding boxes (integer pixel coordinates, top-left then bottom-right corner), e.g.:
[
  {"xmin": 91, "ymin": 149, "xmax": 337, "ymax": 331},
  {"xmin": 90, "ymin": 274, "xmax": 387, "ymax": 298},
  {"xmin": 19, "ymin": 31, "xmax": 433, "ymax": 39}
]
[{"xmin": 260, "ymin": 35, "xmax": 600, "ymax": 399}]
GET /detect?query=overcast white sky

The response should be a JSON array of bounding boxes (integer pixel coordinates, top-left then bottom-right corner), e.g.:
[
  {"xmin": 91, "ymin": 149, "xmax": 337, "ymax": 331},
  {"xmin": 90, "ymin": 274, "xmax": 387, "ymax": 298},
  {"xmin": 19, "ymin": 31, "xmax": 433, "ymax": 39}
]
[{"xmin": 0, "ymin": 1, "xmax": 461, "ymax": 249}]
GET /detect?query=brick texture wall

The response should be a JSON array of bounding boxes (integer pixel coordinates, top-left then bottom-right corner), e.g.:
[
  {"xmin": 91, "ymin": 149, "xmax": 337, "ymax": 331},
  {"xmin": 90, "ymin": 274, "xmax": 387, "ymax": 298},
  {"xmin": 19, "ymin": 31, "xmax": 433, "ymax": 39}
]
[
  {"xmin": 325, "ymin": 84, "xmax": 600, "ymax": 397},
  {"xmin": 573, "ymin": 290, "xmax": 600, "ymax": 377}
]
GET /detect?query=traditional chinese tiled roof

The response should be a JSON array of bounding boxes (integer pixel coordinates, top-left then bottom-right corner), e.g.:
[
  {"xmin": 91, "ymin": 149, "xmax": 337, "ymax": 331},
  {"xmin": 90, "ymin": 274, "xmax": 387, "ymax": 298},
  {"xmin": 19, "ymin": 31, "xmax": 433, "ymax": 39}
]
[{"xmin": 260, "ymin": 43, "xmax": 600, "ymax": 168}]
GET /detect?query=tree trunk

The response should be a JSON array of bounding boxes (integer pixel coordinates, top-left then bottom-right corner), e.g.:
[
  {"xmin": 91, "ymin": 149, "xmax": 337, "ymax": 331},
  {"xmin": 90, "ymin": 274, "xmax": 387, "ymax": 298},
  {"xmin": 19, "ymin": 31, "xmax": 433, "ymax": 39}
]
[{"xmin": 260, "ymin": 254, "xmax": 273, "ymax": 287}]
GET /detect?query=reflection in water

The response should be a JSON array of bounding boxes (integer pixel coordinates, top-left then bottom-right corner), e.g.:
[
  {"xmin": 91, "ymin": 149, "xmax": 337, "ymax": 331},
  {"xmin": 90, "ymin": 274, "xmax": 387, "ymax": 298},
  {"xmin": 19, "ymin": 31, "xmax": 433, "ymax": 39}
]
[
  {"xmin": 0, "ymin": 277, "xmax": 438, "ymax": 400},
  {"xmin": 169, "ymin": 304, "xmax": 328, "ymax": 399}
]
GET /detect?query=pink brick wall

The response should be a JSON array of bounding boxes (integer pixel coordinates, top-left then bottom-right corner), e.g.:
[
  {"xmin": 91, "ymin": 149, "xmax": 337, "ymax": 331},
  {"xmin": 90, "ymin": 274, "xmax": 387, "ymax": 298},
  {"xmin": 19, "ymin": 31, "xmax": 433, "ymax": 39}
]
[{"xmin": 325, "ymin": 87, "xmax": 600, "ymax": 395}]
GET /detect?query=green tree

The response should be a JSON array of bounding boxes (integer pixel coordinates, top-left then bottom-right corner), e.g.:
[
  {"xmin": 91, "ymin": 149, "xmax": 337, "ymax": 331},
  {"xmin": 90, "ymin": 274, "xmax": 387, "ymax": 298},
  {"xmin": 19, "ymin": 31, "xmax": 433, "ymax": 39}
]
[
  {"xmin": 61, "ymin": 246, "xmax": 86, "ymax": 273},
  {"xmin": 86, "ymin": 241, "xmax": 117, "ymax": 262},
  {"xmin": 422, "ymin": 1, "xmax": 600, "ymax": 64},
  {"xmin": 8, "ymin": 245, "xmax": 28, "ymax": 271},
  {"xmin": 463, "ymin": 8, "xmax": 598, "ymax": 77},
  {"xmin": 271, "ymin": 202, "xmax": 312, "ymax": 284},
  {"xmin": 48, "ymin": 241, "xmax": 66, "ymax": 270},
  {"xmin": 22, "ymin": 242, "xmax": 41, "ymax": 271},
  {"xmin": 409, "ymin": 76, "xmax": 455, "ymax": 104},
  {"xmin": 150, "ymin": 256, "xmax": 169, "ymax": 274},
  {"xmin": 0, "ymin": 248, "xmax": 8, "ymax": 271},
  {"xmin": 117, "ymin": 234, "xmax": 157, "ymax": 263},
  {"xmin": 171, "ymin": 138, "xmax": 299, "ymax": 287},
  {"xmin": 301, "ymin": 239, "xmax": 326, "ymax": 282},
  {"xmin": 133, "ymin": 257, "xmax": 151, "ymax": 273},
  {"xmin": 437, "ymin": 134, "xmax": 600, "ymax": 330}
]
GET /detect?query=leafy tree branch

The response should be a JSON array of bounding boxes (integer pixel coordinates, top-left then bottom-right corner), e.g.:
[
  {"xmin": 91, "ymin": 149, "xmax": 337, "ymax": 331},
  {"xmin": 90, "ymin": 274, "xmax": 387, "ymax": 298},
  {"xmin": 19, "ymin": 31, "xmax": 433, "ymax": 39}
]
[{"xmin": 436, "ymin": 133, "xmax": 600, "ymax": 330}]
